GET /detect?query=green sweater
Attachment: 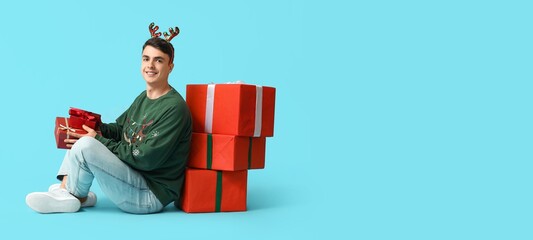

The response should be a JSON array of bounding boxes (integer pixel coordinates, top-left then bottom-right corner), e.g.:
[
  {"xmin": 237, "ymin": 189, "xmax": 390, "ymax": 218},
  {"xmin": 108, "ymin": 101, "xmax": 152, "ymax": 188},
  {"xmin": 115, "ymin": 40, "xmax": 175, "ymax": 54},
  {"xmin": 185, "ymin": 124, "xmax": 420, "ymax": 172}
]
[{"xmin": 95, "ymin": 87, "xmax": 192, "ymax": 206}]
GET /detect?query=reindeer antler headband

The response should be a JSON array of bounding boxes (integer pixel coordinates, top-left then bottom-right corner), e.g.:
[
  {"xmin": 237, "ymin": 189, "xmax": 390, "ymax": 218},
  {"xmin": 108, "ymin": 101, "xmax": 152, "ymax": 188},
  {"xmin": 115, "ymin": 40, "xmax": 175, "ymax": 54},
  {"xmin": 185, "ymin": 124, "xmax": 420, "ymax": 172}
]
[{"xmin": 149, "ymin": 22, "xmax": 180, "ymax": 42}]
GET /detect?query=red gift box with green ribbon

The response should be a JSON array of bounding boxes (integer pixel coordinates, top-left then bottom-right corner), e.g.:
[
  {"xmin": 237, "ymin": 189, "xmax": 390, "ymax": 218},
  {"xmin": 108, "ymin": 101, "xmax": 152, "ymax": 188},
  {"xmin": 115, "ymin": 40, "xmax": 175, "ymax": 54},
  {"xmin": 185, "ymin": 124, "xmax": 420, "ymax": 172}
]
[
  {"xmin": 186, "ymin": 83, "xmax": 276, "ymax": 137},
  {"xmin": 68, "ymin": 107, "xmax": 102, "ymax": 130},
  {"xmin": 179, "ymin": 168, "xmax": 247, "ymax": 213},
  {"xmin": 55, "ymin": 117, "xmax": 87, "ymax": 149},
  {"xmin": 187, "ymin": 133, "xmax": 266, "ymax": 171}
]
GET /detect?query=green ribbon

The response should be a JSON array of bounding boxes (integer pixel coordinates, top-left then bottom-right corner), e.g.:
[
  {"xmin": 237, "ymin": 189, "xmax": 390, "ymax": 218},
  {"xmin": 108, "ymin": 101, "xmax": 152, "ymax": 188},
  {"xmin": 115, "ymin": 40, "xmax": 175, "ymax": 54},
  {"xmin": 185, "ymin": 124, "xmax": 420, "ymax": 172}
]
[
  {"xmin": 215, "ymin": 171, "xmax": 223, "ymax": 212},
  {"xmin": 248, "ymin": 137, "xmax": 253, "ymax": 169},
  {"xmin": 206, "ymin": 134, "xmax": 213, "ymax": 169}
]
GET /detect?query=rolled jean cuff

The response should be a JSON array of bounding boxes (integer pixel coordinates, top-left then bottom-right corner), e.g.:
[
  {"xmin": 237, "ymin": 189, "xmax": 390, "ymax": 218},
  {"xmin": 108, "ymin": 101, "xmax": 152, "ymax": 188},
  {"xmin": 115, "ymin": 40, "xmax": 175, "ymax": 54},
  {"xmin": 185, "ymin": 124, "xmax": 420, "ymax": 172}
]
[{"xmin": 56, "ymin": 150, "xmax": 72, "ymax": 181}]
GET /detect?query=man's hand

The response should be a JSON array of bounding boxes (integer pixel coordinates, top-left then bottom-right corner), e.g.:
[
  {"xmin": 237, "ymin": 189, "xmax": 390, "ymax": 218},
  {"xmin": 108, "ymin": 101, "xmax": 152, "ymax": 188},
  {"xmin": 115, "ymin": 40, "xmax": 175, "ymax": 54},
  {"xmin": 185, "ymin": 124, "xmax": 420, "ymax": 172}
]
[{"xmin": 64, "ymin": 125, "xmax": 98, "ymax": 148}]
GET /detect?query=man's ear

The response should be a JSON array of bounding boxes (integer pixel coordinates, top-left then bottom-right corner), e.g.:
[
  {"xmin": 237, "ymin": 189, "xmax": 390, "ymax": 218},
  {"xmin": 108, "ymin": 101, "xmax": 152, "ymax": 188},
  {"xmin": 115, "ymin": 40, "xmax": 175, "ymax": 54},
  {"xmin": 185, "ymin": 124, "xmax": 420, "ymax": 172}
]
[{"xmin": 169, "ymin": 63, "xmax": 174, "ymax": 72}]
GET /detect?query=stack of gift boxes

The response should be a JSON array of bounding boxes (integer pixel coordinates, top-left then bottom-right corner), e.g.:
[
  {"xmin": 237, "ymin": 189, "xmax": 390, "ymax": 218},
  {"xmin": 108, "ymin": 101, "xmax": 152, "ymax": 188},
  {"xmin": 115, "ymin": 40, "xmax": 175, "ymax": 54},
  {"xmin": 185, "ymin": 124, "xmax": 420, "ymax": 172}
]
[
  {"xmin": 55, "ymin": 108, "xmax": 102, "ymax": 149},
  {"xmin": 179, "ymin": 83, "xmax": 276, "ymax": 213}
]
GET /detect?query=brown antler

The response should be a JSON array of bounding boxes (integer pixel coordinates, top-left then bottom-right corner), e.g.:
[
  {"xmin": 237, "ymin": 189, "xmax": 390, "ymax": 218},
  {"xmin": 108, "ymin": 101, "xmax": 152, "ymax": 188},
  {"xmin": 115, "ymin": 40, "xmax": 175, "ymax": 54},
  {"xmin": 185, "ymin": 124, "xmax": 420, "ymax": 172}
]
[
  {"xmin": 149, "ymin": 22, "xmax": 162, "ymax": 38},
  {"xmin": 163, "ymin": 27, "xmax": 180, "ymax": 42}
]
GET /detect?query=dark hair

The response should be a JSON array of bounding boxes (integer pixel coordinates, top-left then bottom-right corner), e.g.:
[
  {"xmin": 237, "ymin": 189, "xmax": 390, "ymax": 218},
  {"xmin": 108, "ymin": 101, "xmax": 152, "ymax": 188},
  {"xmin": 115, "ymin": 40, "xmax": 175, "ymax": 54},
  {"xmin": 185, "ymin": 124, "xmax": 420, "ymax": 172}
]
[{"xmin": 142, "ymin": 37, "xmax": 175, "ymax": 63}]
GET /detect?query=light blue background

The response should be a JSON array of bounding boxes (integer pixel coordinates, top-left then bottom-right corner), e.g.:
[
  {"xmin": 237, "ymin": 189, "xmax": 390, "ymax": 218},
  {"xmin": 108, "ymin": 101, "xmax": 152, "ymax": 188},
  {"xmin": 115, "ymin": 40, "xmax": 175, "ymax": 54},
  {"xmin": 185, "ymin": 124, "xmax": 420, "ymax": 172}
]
[{"xmin": 0, "ymin": 0, "xmax": 531, "ymax": 239}]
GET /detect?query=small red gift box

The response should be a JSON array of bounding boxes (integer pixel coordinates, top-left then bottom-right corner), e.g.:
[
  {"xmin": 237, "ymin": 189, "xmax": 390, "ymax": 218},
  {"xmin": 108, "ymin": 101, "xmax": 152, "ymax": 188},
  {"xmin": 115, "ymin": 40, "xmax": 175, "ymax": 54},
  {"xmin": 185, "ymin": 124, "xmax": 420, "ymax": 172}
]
[
  {"xmin": 179, "ymin": 168, "xmax": 247, "ymax": 213},
  {"xmin": 68, "ymin": 107, "xmax": 101, "ymax": 130},
  {"xmin": 187, "ymin": 133, "xmax": 266, "ymax": 171},
  {"xmin": 55, "ymin": 117, "xmax": 87, "ymax": 149},
  {"xmin": 186, "ymin": 83, "xmax": 275, "ymax": 137}
]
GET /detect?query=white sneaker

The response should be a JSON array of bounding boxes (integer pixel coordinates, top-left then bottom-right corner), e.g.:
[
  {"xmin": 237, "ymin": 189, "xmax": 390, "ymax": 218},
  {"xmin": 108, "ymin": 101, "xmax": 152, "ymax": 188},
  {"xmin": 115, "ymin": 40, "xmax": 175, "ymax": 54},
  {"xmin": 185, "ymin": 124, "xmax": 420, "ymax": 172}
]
[
  {"xmin": 26, "ymin": 189, "xmax": 81, "ymax": 213},
  {"xmin": 48, "ymin": 184, "xmax": 97, "ymax": 208}
]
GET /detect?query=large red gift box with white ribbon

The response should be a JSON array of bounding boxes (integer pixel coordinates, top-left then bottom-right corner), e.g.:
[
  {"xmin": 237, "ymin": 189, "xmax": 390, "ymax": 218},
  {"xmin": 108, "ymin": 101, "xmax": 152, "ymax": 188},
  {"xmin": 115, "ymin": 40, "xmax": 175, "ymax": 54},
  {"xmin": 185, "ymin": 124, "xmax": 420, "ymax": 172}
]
[{"xmin": 186, "ymin": 84, "xmax": 276, "ymax": 137}]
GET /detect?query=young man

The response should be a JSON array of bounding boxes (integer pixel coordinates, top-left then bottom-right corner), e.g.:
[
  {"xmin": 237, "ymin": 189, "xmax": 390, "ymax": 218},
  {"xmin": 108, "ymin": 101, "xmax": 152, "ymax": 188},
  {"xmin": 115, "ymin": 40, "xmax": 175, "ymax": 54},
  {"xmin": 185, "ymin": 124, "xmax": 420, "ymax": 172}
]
[{"xmin": 26, "ymin": 25, "xmax": 192, "ymax": 214}]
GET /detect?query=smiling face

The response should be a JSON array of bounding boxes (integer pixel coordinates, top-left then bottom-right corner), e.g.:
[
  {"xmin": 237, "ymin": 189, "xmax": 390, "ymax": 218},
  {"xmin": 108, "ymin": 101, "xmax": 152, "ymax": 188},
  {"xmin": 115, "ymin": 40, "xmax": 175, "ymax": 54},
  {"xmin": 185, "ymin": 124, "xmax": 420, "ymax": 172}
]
[{"xmin": 141, "ymin": 45, "xmax": 174, "ymax": 84}]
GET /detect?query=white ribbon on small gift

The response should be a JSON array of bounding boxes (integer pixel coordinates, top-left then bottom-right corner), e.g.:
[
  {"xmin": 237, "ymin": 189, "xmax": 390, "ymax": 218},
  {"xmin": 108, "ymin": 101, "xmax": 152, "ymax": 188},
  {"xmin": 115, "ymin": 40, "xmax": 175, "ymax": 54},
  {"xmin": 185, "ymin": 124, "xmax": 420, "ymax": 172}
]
[
  {"xmin": 204, "ymin": 81, "xmax": 263, "ymax": 137},
  {"xmin": 59, "ymin": 117, "xmax": 77, "ymax": 139}
]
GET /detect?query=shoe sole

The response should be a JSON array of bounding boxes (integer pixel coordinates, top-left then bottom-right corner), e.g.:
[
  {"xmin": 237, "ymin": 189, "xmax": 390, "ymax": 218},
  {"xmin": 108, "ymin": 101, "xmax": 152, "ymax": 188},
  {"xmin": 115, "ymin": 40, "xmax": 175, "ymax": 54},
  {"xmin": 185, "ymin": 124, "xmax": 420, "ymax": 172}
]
[{"xmin": 26, "ymin": 192, "xmax": 80, "ymax": 213}]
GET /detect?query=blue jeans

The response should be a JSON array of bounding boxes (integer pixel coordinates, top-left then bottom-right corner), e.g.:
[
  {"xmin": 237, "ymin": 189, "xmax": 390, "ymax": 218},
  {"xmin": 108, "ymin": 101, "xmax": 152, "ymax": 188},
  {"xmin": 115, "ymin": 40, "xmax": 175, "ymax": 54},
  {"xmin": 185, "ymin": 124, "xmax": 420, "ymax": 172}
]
[{"xmin": 57, "ymin": 137, "xmax": 163, "ymax": 214}]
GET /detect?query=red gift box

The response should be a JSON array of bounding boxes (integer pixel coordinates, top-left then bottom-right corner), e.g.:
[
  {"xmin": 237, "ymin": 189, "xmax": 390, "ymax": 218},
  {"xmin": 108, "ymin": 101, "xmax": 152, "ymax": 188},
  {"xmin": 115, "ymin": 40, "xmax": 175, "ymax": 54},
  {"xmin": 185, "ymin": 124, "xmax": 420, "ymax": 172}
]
[
  {"xmin": 179, "ymin": 168, "xmax": 247, "ymax": 213},
  {"xmin": 68, "ymin": 107, "xmax": 101, "ymax": 130},
  {"xmin": 188, "ymin": 133, "xmax": 266, "ymax": 171},
  {"xmin": 186, "ymin": 84, "xmax": 275, "ymax": 137},
  {"xmin": 55, "ymin": 117, "xmax": 87, "ymax": 149}
]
